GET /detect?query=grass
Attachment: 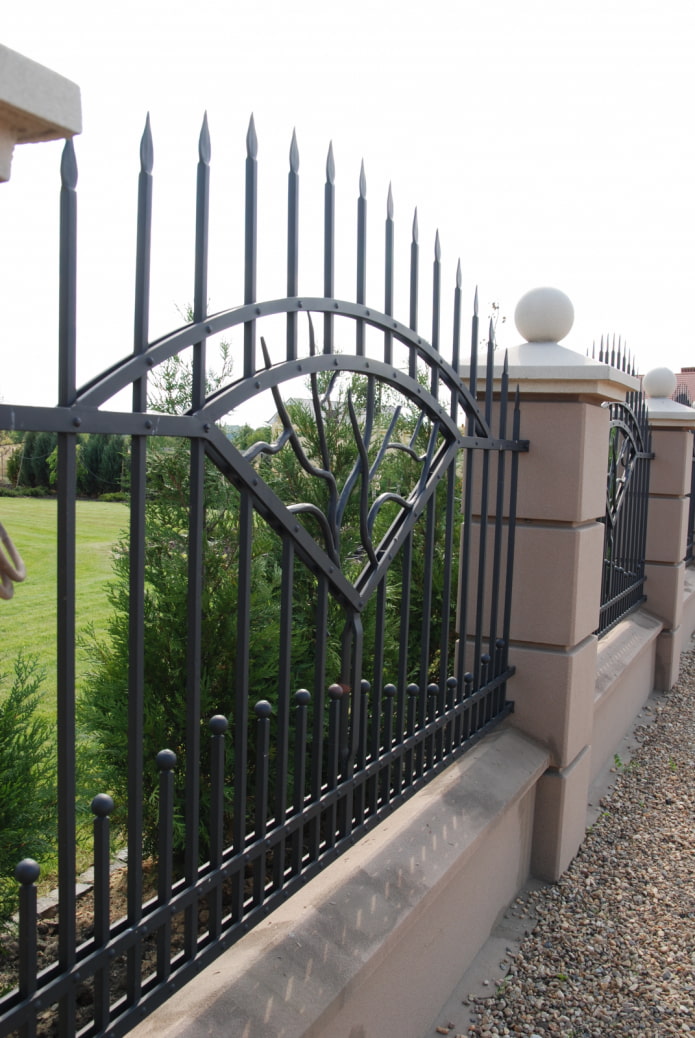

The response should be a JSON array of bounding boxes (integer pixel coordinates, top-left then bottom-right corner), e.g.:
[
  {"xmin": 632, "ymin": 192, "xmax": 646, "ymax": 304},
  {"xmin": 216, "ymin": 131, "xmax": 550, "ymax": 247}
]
[{"xmin": 0, "ymin": 497, "xmax": 127, "ymax": 718}]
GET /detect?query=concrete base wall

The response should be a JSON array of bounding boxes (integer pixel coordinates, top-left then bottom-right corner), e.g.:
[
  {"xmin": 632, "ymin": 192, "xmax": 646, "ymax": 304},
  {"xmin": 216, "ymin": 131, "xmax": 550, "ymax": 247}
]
[
  {"xmin": 129, "ymin": 610, "xmax": 669, "ymax": 1038},
  {"xmin": 129, "ymin": 728, "xmax": 548, "ymax": 1038},
  {"xmin": 591, "ymin": 609, "xmax": 662, "ymax": 783}
]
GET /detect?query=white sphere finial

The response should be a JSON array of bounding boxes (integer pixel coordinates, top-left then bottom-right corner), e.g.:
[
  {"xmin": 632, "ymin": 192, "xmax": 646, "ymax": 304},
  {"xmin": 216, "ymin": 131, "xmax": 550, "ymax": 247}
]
[
  {"xmin": 643, "ymin": 367, "xmax": 677, "ymax": 399},
  {"xmin": 514, "ymin": 287, "xmax": 574, "ymax": 343}
]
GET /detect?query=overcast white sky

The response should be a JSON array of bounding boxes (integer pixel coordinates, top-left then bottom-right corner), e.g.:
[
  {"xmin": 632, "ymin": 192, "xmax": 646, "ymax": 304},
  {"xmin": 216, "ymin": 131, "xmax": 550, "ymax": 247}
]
[{"xmin": 1, "ymin": 0, "xmax": 694, "ymax": 413}]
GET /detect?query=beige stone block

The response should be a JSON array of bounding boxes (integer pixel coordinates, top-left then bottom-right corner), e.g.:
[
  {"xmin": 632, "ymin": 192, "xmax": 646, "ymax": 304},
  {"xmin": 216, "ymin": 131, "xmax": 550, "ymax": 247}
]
[
  {"xmin": 459, "ymin": 519, "xmax": 604, "ymax": 648},
  {"xmin": 643, "ymin": 561, "xmax": 685, "ymax": 629},
  {"xmin": 511, "ymin": 521, "xmax": 604, "ymax": 646},
  {"xmin": 654, "ymin": 627, "xmax": 683, "ymax": 692},
  {"xmin": 466, "ymin": 399, "xmax": 608, "ymax": 524},
  {"xmin": 649, "ymin": 428, "xmax": 692, "ymax": 496},
  {"xmin": 507, "ymin": 637, "xmax": 596, "ymax": 769},
  {"xmin": 646, "ymin": 496, "xmax": 688, "ymax": 564},
  {"xmin": 531, "ymin": 745, "xmax": 591, "ymax": 882}
]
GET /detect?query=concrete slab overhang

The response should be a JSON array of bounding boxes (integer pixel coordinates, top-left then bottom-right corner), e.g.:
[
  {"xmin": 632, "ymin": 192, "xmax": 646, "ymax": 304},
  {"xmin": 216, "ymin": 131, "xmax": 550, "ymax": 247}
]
[{"xmin": 0, "ymin": 44, "xmax": 81, "ymax": 181}]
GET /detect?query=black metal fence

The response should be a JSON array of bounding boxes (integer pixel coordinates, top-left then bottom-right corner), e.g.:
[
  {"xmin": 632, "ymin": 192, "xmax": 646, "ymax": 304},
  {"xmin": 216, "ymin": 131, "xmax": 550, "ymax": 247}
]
[
  {"xmin": 596, "ymin": 345, "xmax": 653, "ymax": 636},
  {"xmin": 0, "ymin": 116, "xmax": 527, "ymax": 1037}
]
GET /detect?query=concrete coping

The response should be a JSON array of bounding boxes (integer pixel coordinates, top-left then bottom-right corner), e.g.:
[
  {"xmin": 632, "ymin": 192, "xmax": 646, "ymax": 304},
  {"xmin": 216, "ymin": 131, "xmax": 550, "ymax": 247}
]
[
  {"xmin": 459, "ymin": 341, "xmax": 640, "ymax": 402},
  {"xmin": 645, "ymin": 396, "xmax": 695, "ymax": 428},
  {"xmin": 0, "ymin": 44, "xmax": 82, "ymax": 181}
]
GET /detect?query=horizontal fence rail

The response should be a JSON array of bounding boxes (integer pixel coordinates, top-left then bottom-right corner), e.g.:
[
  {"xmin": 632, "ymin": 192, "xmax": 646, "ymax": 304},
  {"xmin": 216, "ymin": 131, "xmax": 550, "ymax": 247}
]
[{"xmin": 0, "ymin": 116, "xmax": 527, "ymax": 1037}]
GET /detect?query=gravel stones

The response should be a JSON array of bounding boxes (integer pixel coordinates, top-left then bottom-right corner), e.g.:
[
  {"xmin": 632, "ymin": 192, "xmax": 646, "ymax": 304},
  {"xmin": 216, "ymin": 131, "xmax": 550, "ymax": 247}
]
[{"xmin": 463, "ymin": 651, "xmax": 695, "ymax": 1038}]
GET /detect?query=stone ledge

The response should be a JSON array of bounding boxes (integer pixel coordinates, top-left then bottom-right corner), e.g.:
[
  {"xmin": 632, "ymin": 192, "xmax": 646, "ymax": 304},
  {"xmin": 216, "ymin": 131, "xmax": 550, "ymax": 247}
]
[
  {"xmin": 0, "ymin": 44, "xmax": 81, "ymax": 180},
  {"xmin": 129, "ymin": 727, "xmax": 548, "ymax": 1038}
]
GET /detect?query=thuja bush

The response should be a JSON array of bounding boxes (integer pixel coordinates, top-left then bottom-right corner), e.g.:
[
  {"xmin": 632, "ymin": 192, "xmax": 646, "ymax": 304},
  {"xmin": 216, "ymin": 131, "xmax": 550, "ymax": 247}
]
[{"xmin": 0, "ymin": 654, "xmax": 56, "ymax": 928}]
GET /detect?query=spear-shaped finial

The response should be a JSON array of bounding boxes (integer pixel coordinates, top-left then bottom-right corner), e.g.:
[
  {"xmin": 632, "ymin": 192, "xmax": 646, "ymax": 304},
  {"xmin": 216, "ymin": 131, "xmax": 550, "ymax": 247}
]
[
  {"xmin": 198, "ymin": 112, "xmax": 211, "ymax": 165},
  {"xmin": 246, "ymin": 113, "xmax": 258, "ymax": 159}
]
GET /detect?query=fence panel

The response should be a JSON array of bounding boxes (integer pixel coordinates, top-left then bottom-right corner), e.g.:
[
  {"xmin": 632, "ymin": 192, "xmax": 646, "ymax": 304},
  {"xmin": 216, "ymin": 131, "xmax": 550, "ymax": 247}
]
[{"xmin": 0, "ymin": 117, "xmax": 527, "ymax": 1037}]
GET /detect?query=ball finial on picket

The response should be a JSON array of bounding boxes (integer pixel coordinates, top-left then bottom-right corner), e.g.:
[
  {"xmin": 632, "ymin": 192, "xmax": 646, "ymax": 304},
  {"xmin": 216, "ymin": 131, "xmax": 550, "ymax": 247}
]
[
  {"xmin": 643, "ymin": 367, "xmax": 677, "ymax": 399},
  {"xmin": 514, "ymin": 287, "xmax": 574, "ymax": 343}
]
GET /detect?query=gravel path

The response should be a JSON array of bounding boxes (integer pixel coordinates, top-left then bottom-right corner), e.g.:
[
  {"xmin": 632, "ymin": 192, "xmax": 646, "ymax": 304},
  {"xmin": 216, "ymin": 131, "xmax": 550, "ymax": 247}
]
[{"xmin": 449, "ymin": 649, "xmax": 695, "ymax": 1038}]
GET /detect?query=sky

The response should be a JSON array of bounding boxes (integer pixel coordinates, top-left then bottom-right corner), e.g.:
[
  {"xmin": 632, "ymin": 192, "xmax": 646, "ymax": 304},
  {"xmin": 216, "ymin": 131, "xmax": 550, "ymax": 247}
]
[{"xmin": 1, "ymin": 0, "xmax": 694, "ymax": 416}]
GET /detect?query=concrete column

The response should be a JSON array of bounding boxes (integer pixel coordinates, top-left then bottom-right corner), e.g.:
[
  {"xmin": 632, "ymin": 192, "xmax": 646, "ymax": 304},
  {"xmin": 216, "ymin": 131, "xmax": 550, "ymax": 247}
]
[
  {"xmin": 642, "ymin": 368, "xmax": 695, "ymax": 689},
  {"xmin": 462, "ymin": 287, "xmax": 638, "ymax": 881}
]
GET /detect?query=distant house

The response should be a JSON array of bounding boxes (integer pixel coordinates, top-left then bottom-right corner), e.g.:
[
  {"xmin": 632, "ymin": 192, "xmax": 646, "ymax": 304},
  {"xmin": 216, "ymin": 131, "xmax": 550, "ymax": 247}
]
[{"xmin": 674, "ymin": 368, "xmax": 695, "ymax": 406}]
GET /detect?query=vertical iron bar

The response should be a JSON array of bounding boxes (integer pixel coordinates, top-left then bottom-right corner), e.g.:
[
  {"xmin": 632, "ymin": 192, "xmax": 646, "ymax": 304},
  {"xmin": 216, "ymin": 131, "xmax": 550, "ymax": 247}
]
[
  {"xmin": 384, "ymin": 184, "xmax": 394, "ymax": 365},
  {"xmin": 394, "ymin": 534, "xmax": 413, "ymax": 793},
  {"xmin": 92, "ymin": 795, "xmax": 114, "ymax": 1031},
  {"xmin": 308, "ymin": 576, "xmax": 328, "ymax": 862},
  {"xmin": 127, "ymin": 116, "xmax": 152, "ymax": 1008},
  {"xmin": 431, "ymin": 231, "xmax": 441, "ymax": 396},
  {"xmin": 405, "ymin": 683, "xmax": 418, "ymax": 784},
  {"xmin": 502, "ymin": 388, "xmax": 522, "ymax": 666},
  {"xmin": 57, "ymin": 139, "xmax": 78, "ymax": 1038},
  {"xmin": 232, "ymin": 491, "xmax": 252, "ymax": 921},
  {"xmin": 208, "ymin": 715, "xmax": 228, "ymax": 941},
  {"xmin": 273, "ymin": 538, "xmax": 294, "ymax": 889},
  {"xmin": 356, "ymin": 161, "xmax": 367, "ymax": 356},
  {"xmin": 455, "ymin": 293, "xmax": 479, "ymax": 691},
  {"xmin": 16, "ymin": 858, "xmax": 40, "ymax": 1038},
  {"xmin": 244, "ymin": 115, "xmax": 258, "ymax": 377},
  {"xmin": 323, "ymin": 143, "xmax": 335, "ymax": 354},
  {"xmin": 419, "ymin": 492, "xmax": 436, "ymax": 689},
  {"xmin": 287, "ymin": 130, "xmax": 299, "ymax": 361},
  {"xmin": 253, "ymin": 702, "xmax": 271, "ymax": 905},
  {"xmin": 184, "ymin": 111, "xmax": 211, "ymax": 963},
  {"xmin": 381, "ymin": 684, "xmax": 396, "ymax": 805},
  {"xmin": 292, "ymin": 690, "xmax": 310, "ymax": 875},
  {"xmin": 325, "ymin": 684, "xmax": 343, "ymax": 849},
  {"xmin": 473, "ymin": 329, "xmax": 495, "ymax": 689},
  {"xmin": 409, "ymin": 209, "xmax": 419, "ymax": 378},
  {"xmin": 354, "ymin": 680, "xmax": 370, "ymax": 825},
  {"xmin": 487, "ymin": 354, "xmax": 509, "ymax": 656},
  {"xmin": 156, "ymin": 750, "xmax": 176, "ymax": 983}
]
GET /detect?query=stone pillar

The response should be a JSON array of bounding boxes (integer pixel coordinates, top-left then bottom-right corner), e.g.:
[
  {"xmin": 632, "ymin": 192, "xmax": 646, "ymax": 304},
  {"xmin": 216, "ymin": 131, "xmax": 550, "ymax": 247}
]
[
  {"xmin": 0, "ymin": 44, "xmax": 81, "ymax": 181},
  {"xmin": 642, "ymin": 367, "xmax": 695, "ymax": 689},
  {"xmin": 463, "ymin": 287, "xmax": 638, "ymax": 881}
]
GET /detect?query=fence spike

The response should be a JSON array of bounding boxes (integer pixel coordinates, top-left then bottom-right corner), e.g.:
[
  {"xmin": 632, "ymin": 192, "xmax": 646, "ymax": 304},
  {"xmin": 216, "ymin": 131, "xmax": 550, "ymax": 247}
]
[
  {"xmin": 474, "ymin": 285, "xmax": 479, "ymax": 317},
  {"xmin": 289, "ymin": 128, "xmax": 299, "ymax": 173},
  {"xmin": 140, "ymin": 113, "xmax": 153, "ymax": 174},
  {"xmin": 246, "ymin": 113, "xmax": 258, "ymax": 159},
  {"xmin": 434, "ymin": 229, "xmax": 441, "ymax": 262},
  {"xmin": 359, "ymin": 159, "xmax": 367, "ymax": 199},
  {"xmin": 387, "ymin": 181, "xmax": 394, "ymax": 220},
  {"xmin": 326, "ymin": 140, "xmax": 335, "ymax": 184},
  {"xmin": 198, "ymin": 112, "xmax": 211, "ymax": 165},
  {"xmin": 60, "ymin": 137, "xmax": 78, "ymax": 189},
  {"xmin": 412, "ymin": 206, "xmax": 419, "ymax": 244},
  {"xmin": 456, "ymin": 259, "xmax": 462, "ymax": 290}
]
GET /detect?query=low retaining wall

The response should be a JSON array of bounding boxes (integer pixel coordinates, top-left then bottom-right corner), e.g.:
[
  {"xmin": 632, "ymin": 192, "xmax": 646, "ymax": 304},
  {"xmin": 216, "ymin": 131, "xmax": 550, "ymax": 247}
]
[
  {"xmin": 591, "ymin": 609, "xmax": 662, "ymax": 783},
  {"xmin": 130, "ymin": 728, "xmax": 548, "ymax": 1038}
]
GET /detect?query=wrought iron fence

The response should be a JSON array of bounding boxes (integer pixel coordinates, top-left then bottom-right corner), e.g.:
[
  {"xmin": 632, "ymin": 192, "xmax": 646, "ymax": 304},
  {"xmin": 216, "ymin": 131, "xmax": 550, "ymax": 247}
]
[
  {"xmin": 0, "ymin": 116, "xmax": 527, "ymax": 1037},
  {"xmin": 596, "ymin": 353, "xmax": 653, "ymax": 636}
]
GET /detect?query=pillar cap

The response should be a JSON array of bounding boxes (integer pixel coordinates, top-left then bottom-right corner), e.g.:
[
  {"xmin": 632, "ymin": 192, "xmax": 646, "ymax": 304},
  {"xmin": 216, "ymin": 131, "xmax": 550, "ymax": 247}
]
[{"xmin": 460, "ymin": 287, "xmax": 638, "ymax": 401}]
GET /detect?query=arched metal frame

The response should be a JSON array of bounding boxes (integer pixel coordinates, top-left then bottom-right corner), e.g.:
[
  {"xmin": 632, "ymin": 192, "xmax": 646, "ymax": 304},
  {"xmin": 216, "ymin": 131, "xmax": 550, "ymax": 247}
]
[
  {"xmin": 0, "ymin": 117, "xmax": 528, "ymax": 1038},
  {"xmin": 597, "ymin": 390, "xmax": 653, "ymax": 636}
]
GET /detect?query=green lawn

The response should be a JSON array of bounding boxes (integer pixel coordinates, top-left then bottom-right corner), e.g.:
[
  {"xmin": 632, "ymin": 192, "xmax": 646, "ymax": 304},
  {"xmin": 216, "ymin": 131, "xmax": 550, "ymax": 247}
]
[{"xmin": 0, "ymin": 498, "xmax": 128, "ymax": 716}]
